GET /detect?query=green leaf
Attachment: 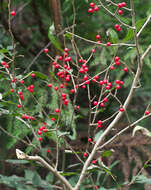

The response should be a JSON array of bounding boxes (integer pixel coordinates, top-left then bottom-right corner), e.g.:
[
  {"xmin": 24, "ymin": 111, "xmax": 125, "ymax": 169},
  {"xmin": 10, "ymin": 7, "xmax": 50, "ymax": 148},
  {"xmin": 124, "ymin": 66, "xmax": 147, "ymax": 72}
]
[
  {"xmin": 32, "ymin": 172, "xmax": 42, "ymax": 187},
  {"xmin": 132, "ymin": 125, "xmax": 151, "ymax": 137},
  {"xmin": 123, "ymin": 18, "xmax": 146, "ymax": 42},
  {"xmin": 134, "ymin": 175, "xmax": 151, "ymax": 184},
  {"xmin": 108, "ymin": 28, "xmax": 119, "ymax": 44},
  {"xmin": 25, "ymin": 170, "xmax": 35, "ymax": 181},
  {"xmin": 102, "ymin": 150, "xmax": 113, "ymax": 158},
  {"xmin": 48, "ymin": 27, "xmax": 63, "ymax": 52},
  {"xmin": 65, "ymin": 32, "xmax": 72, "ymax": 40},
  {"xmin": 94, "ymin": 130, "xmax": 104, "ymax": 142},
  {"xmin": 46, "ymin": 172, "xmax": 54, "ymax": 183},
  {"xmin": 34, "ymin": 71, "xmax": 48, "ymax": 80}
]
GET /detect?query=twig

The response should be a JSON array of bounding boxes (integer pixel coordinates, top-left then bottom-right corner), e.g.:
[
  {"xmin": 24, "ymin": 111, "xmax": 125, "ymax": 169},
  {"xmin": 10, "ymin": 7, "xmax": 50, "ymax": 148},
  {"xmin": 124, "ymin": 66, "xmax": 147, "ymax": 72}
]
[
  {"xmin": 137, "ymin": 14, "xmax": 151, "ymax": 37},
  {"xmin": 141, "ymin": 45, "xmax": 151, "ymax": 61},
  {"xmin": 66, "ymin": 31, "xmax": 136, "ymax": 47}
]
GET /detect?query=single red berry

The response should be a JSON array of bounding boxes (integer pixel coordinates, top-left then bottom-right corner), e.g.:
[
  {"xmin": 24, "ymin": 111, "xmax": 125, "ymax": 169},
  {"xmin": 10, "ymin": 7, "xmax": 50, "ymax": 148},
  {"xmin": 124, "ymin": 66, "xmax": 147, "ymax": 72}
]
[
  {"xmin": 121, "ymin": 2, "xmax": 126, "ymax": 7},
  {"xmin": 98, "ymin": 120, "xmax": 102, "ymax": 125},
  {"xmin": 103, "ymin": 97, "xmax": 108, "ymax": 102},
  {"xmin": 88, "ymin": 138, "xmax": 92, "ymax": 142},
  {"xmin": 37, "ymin": 130, "xmax": 42, "ymax": 135},
  {"xmin": 85, "ymin": 80, "xmax": 90, "ymax": 85},
  {"xmin": 145, "ymin": 110, "xmax": 150, "ymax": 115},
  {"xmin": 116, "ymin": 27, "xmax": 122, "ymax": 31},
  {"xmin": 89, "ymin": 2, "xmax": 95, "ymax": 7},
  {"xmin": 115, "ymin": 61, "xmax": 121, "ymax": 66},
  {"xmin": 118, "ymin": 10, "xmax": 123, "ymax": 15},
  {"xmin": 60, "ymin": 84, "xmax": 64, "ymax": 88},
  {"xmin": 30, "ymin": 84, "xmax": 34, "ymax": 89},
  {"xmin": 76, "ymin": 105, "xmax": 80, "ymax": 110},
  {"xmin": 91, "ymin": 48, "xmax": 96, "ymax": 53},
  {"xmin": 10, "ymin": 11, "xmax": 16, "ymax": 16},
  {"xmin": 93, "ymin": 101, "xmax": 98, "ymax": 106},
  {"xmin": 1, "ymin": 61, "xmax": 6, "ymax": 65},
  {"xmin": 106, "ymin": 42, "xmax": 111, "ymax": 46},
  {"xmin": 64, "ymin": 48, "xmax": 69, "ymax": 52},
  {"xmin": 99, "ymin": 80, "xmax": 104, "ymax": 85},
  {"xmin": 55, "ymin": 108, "xmax": 60, "ymax": 113},
  {"xmin": 82, "ymin": 85, "xmax": 86, "ymax": 89},
  {"xmin": 48, "ymin": 83, "xmax": 52, "ymax": 87},
  {"xmin": 47, "ymin": 149, "xmax": 51, "ymax": 153},
  {"xmin": 20, "ymin": 80, "xmax": 24, "ymax": 84},
  {"xmin": 80, "ymin": 68, "xmax": 85, "ymax": 74},
  {"xmin": 78, "ymin": 59, "xmax": 83, "ymax": 63},
  {"xmin": 84, "ymin": 75, "xmax": 89, "ymax": 81},
  {"xmin": 83, "ymin": 153, "xmax": 87, "ymax": 157},
  {"xmin": 117, "ymin": 3, "xmax": 122, "ymax": 8},
  {"xmin": 31, "ymin": 73, "xmax": 36, "ymax": 78},
  {"xmin": 106, "ymin": 85, "xmax": 111, "ymax": 90},
  {"xmin": 114, "ymin": 56, "xmax": 120, "ymax": 62},
  {"xmin": 59, "ymin": 56, "xmax": 63, "ymax": 60},
  {"xmin": 10, "ymin": 89, "xmax": 14, "ymax": 93},
  {"xmin": 100, "ymin": 102, "xmax": 105, "ymax": 107},
  {"xmin": 38, "ymin": 137, "xmax": 43, "ymax": 141},
  {"xmin": 110, "ymin": 65, "xmax": 115, "ymax": 70},
  {"xmin": 120, "ymin": 107, "xmax": 124, "ymax": 112},
  {"xmin": 103, "ymin": 80, "xmax": 108, "ymax": 84},
  {"xmin": 43, "ymin": 129, "xmax": 48, "ymax": 133},
  {"xmin": 64, "ymin": 99, "xmax": 69, "ymax": 105},
  {"xmin": 54, "ymin": 86, "xmax": 58, "ymax": 91},
  {"xmin": 116, "ymin": 85, "xmax": 121, "ymax": 90},
  {"xmin": 88, "ymin": 8, "xmax": 93, "ymax": 13},
  {"xmin": 96, "ymin": 34, "xmax": 101, "ymax": 40},
  {"xmin": 123, "ymin": 67, "xmax": 128, "ymax": 72},
  {"xmin": 18, "ymin": 91, "xmax": 23, "ymax": 95},
  {"xmin": 115, "ymin": 24, "xmax": 120, "ymax": 29},
  {"xmin": 120, "ymin": 81, "xmax": 124, "ymax": 85},
  {"xmin": 115, "ymin": 80, "xmax": 121, "ymax": 84},
  {"xmin": 92, "ymin": 160, "xmax": 97, "ymax": 164},
  {"xmin": 97, "ymin": 124, "xmax": 102, "ymax": 128},
  {"xmin": 44, "ymin": 48, "xmax": 49, "ymax": 53},
  {"xmin": 17, "ymin": 104, "xmax": 21, "ymax": 108},
  {"xmin": 94, "ymin": 6, "xmax": 99, "ymax": 11},
  {"xmin": 70, "ymin": 89, "xmax": 75, "ymax": 93},
  {"xmin": 51, "ymin": 117, "xmax": 55, "ymax": 121}
]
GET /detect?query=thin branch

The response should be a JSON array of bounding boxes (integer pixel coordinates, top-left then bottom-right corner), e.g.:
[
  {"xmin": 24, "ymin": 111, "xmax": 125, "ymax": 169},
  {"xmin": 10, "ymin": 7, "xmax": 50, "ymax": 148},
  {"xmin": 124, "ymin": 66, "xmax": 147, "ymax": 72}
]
[
  {"xmin": 137, "ymin": 14, "xmax": 151, "ymax": 37},
  {"xmin": 141, "ymin": 45, "xmax": 151, "ymax": 61},
  {"xmin": 66, "ymin": 31, "xmax": 136, "ymax": 47}
]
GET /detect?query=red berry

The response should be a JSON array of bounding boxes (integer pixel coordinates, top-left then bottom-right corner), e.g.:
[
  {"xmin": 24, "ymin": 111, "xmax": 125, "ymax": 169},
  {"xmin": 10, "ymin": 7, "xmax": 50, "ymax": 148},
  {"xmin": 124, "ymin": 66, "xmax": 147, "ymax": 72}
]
[
  {"xmin": 103, "ymin": 97, "xmax": 108, "ymax": 102},
  {"xmin": 89, "ymin": 2, "xmax": 95, "ymax": 8},
  {"xmin": 10, "ymin": 89, "xmax": 14, "ymax": 93},
  {"xmin": 92, "ymin": 160, "xmax": 97, "ymax": 164},
  {"xmin": 51, "ymin": 117, "xmax": 55, "ymax": 121},
  {"xmin": 83, "ymin": 153, "xmax": 87, "ymax": 157},
  {"xmin": 70, "ymin": 89, "xmax": 75, "ymax": 93},
  {"xmin": 54, "ymin": 86, "xmax": 58, "ymax": 91},
  {"xmin": 123, "ymin": 67, "xmax": 128, "ymax": 72},
  {"xmin": 114, "ymin": 56, "xmax": 120, "ymax": 62},
  {"xmin": 116, "ymin": 27, "xmax": 121, "ymax": 31},
  {"xmin": 145, "ymin": 110, "xmax": 150, "ymax": 115},
  {"xmin": 120, "ymin": 81, "xmax": 124, "ymax": 85},
  {"xmin": 93, "ymin": 101, "xmax": 98, "ymax": 106},
  {"xmin": 88, "ymin": 8, "xmax": 93, "ymax": 13},
  {"xmin": 43, "ymin": 129, "xmax": 48, "ymax": 133},
  {"xmin": 115, "ymin": 61, "xmax": 121, "ymax": 66},
  {"xmin": 121, "ymin": 2, "xmax": 126, "ymax": 7},
  {"xmin": 106, "ymin": 42, "xmax": 111, "ymax": 46},
  {"xmin": 115, "ymin": 24, "xmax": 120, "ymax": 29},
  {"xmin": 88, "ymin": 138, "xmax": 92, "ymax": 142},
  {"xmin": 106, "ymin": 85, "xmax": 111, "ymax": 90},
  {"xmin": 38, "ymin": 137, "xmax": 43, "ymax": 141},
  {"xmin": 10, "ymin": 11, "xmax": 16, "ymax": 16},
  {"xmin": 59, "ymin": 56, "xmax": 63, "ymax": 60},
  {"xmin": 118, "ymin": 10, "xmax": 123, "ymax": 15},
  {"xmin": 55, "ymin": 108, "xmax": 60, "ymax": 113},
  {"xmin": 99, "ymin": 80, "xmax": 104, "ymax": 85},
  {"xmin": 37, "ymin": 130, "xmax": 42, "ymax": 135},
  {"xmin": 82, "ymin": 85, "xmax": 86, "ymax": 89},
  {"xmin": 40, "ymin": 126, "xmax": 45, "ymax": 131},
  {"xmin": 97, "ymin": 124, "xmax": 102, "ymax": 128},
  {"xmin": 91, "ymin": 48, "xmax": 96, "ymax": 53},
  {"xmin": 98, "ymin": 120, "xmax": 102, "ymax": 125},
  {"xmin": 47, "ymin": 149, "xmax": 51, "ymax": 153},
  {"xmin": 20, "ymin": 80, "xmax": 24, "ymax": 84},
  {"xmin": 110, "ymin": 65, "xmax": 115, "ymax": 70},
  {"xmin": 44, "ymin": 48, "xmax": 49, "ymax": 53},
  {"xmin": 117, "ymin": 3, "xmax": 122, "ymax": 8},
  {"xmin": 120, "ymin": 107, "xmax": 124, "ymax": 112},
  {"xmin": 115, "ymin": 80, "xmax": 120, "ymax": 84},
  {"xmin": 64, "ymin": 48, "xmax": 69, "ymax": 52},
  {"xmin": 94, "ymin": 6, "xmax": 99, "ymax": 11},
  {"xmin": 48, "ymin": 83, "xmax": 52, "ymax": 87},
  {"xmin": 76, "ymin": 105, "xmax": 80, "ymax": 110},
  {"xmin": 31, "ymin": 73, "xmax": 36, "ymax": 78},
  {"xmin": 100, "ymin": 102, "xmax": 104, "ymax": 107},
  {"xmin": 17, "ymin": 104, "xmax": 21, "ymax": 108},
  {"xmin": 96, "ymin": 34, "xmax": 101, "ymax": 40},
  {"xmin": 116, "ymin": 85, "xmax": 121, "ymax": 90}
]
